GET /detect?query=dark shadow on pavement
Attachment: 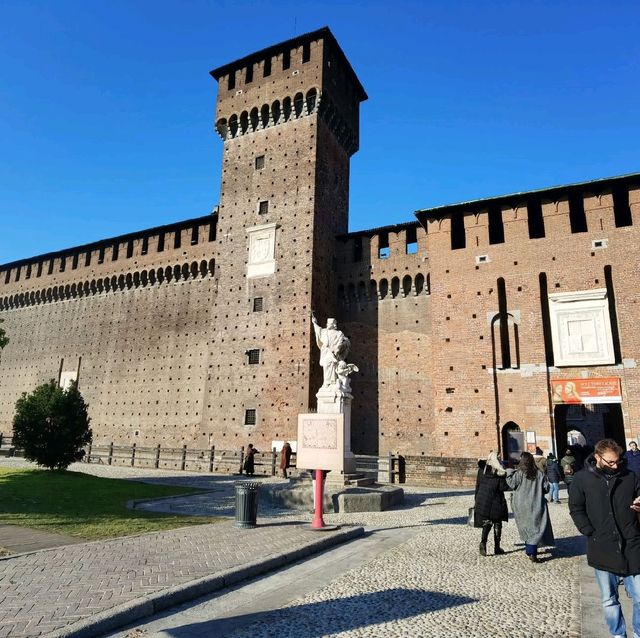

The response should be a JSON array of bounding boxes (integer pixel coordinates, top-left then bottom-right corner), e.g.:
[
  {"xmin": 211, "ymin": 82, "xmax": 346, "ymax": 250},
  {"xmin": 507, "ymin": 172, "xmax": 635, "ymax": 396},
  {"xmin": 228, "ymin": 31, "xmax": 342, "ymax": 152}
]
[
  {"xmin": 425, "ymin": 516, "xmax": 468, "ymax": 526},
  {"xmin": 163, "ymin": 588, "xmax": 477, "ymax": 637}
]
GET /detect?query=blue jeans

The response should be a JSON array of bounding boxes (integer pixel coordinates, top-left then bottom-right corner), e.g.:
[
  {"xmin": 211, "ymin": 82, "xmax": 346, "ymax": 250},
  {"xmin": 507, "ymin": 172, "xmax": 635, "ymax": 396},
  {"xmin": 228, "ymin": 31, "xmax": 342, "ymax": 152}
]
[
  {"xmin": 549, "ymin": 482, "xmax": 560, "ymax": 502},
  {"xmin": 593, "ymin": 568, "xmax": 640, "ymax": 637},
  {"xmin": 525, "ymin": 543, "xmax": 537, "ymax": 557}
]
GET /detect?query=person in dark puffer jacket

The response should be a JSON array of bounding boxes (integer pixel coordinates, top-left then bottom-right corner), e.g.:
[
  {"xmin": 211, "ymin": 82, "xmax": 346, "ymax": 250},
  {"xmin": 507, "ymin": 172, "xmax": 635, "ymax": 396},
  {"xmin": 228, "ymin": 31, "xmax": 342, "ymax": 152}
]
[
  {"xmin": 474, "ymin": 451, "xmax": 509, "ymax": 557},
  {"xmin": 569, "ymin": 439, "xmax": 640, "ymax": 638},
  {"xmin": 624, "ymin": 441, "xmax": 640, "ymax": 479},
  {"xmin": 546, "ymin": 453, "xmax": 562, "ymax": 503}
]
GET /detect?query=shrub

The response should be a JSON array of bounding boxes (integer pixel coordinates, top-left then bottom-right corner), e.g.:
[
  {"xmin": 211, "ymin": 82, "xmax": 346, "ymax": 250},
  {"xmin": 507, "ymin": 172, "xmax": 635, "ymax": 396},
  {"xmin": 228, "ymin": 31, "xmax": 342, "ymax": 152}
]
[{"xmin": 13, "ymin": 380, "xmax": 92, "ymax": 470}]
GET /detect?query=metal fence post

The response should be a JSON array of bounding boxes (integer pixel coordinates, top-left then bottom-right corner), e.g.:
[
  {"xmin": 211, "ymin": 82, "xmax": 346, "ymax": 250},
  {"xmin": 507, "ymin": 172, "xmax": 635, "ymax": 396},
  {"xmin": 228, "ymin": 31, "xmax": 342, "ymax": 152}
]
[
  {"xmin": 108, "ymin": 442, "xmax": 114, "ymax": 465},
  {"xmin": 0, "ymin": 433, "xmax": 3, "ymax": 447},
  {"xmin": 239, "ymin": 446, "xmax": 245, "ymax": 474},
  {"xmin": 181, "ymin": 444, "xmax": 187, "ymax": 471},
  {"xmin": 388, "ymin": 451, "xmax": 393, "ymax": 484},
  {"xmin": 209, "ymin": 446, "xmax": 215, "ymax": 472},
  {"xmin": 155, "ymin": 444, "xmax": 161, "ymax": 469},
  {"xmin": 86, "ymin": 443, "xmax": 92, "ymax": 463},
  {"xmin": 271, "ymin": 447, "xmax": 277, "ymax": 476},
  {"xmin": 131, "ymin": 443, "xmax": 136, "ymax": 467}
]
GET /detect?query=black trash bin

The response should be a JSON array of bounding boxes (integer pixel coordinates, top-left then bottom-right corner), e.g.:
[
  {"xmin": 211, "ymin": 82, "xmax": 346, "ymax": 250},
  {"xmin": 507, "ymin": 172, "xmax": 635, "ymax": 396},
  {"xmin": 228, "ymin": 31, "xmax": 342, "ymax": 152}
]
[{"xmin": 235, "ymin": 481, "xmax": 260, "ymax": 528}]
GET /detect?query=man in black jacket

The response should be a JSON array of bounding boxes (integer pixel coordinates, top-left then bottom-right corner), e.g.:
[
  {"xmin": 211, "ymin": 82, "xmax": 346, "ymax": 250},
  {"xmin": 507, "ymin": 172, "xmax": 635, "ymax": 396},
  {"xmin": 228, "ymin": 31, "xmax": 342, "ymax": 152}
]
[{"xmin": 569, "ymin": 439, "xmax": 640, "ymax": 638}]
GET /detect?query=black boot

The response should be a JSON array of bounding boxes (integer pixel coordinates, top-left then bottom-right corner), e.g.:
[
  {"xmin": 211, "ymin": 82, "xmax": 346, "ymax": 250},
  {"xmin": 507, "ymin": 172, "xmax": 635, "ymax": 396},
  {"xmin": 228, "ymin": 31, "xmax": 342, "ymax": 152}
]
[
  {"xmin": 479, "ymin": 522, "xmax": 491, "ymax": 556},
  {"xmin": 494, "ymin": 522, "xmax": 505, "ymax": 555}
]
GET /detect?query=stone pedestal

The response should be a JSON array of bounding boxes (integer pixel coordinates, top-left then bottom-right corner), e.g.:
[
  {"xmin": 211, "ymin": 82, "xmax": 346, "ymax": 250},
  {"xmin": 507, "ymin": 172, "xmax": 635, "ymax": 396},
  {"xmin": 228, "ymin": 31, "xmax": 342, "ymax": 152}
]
[{"xmin": 315, "ymin": 387, "xmax": 356, "ymax": 475}]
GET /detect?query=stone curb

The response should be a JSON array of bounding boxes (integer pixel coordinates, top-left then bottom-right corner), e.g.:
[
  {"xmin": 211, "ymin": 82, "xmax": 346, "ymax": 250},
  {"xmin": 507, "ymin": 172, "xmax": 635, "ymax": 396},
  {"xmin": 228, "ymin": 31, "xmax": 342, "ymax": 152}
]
[{"xmin": 43, "ymin": 525, "xmax": 364, "ymax": 638}]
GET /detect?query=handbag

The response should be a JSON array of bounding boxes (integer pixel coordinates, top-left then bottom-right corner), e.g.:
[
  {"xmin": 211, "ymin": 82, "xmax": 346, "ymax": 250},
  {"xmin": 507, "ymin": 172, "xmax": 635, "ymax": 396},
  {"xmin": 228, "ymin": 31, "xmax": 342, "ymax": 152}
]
[{"xmin": 467, "ymin": 507, "xmax": 484, "ymax": 528}]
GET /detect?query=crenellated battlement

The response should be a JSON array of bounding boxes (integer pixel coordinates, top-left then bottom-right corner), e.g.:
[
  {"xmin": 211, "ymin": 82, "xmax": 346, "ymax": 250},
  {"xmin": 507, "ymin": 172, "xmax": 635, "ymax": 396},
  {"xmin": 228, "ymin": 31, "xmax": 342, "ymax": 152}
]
[
  {"xmin": 416, "ymin": 173, "xmax": 640, "ymax": 251},
  {"xmin": 0, "ymin": 213, "xmax": 217, "ymax": 297}
]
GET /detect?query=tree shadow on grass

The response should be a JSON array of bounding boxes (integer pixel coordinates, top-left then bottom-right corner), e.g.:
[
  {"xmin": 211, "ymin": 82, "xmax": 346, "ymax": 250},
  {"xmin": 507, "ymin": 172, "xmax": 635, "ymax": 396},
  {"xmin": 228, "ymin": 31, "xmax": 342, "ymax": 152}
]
[{"xmin": 164, "ymin": 588, "xmax": 477, "ymax": 637}]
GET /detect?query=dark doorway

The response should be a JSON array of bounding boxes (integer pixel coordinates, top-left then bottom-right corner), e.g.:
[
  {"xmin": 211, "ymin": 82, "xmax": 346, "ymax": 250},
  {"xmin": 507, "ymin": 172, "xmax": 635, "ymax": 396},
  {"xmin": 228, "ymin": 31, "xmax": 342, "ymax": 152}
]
[
  {"xmin": 603, "ymin": 404, "xmax": 625, "ymax": 447},
  {"xmin": 554, "ymin": 403, "xmax": 624, "ymax": 451},
  {"xmin": 502, "ymin": 421, "xmax": 523, "ymax": 464}
]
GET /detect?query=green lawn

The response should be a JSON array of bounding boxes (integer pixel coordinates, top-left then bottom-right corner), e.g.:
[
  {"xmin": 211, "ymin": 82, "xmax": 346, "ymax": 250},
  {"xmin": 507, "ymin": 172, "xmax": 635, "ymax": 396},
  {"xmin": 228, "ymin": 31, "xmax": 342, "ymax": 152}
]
[{"xmin": 0, "ymin": 467, "xmax": 221, "ymax": 540}]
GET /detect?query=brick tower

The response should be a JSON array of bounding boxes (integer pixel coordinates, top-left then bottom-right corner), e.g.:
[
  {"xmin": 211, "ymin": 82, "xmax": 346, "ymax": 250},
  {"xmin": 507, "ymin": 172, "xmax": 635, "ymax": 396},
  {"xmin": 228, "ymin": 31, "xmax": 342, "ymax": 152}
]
[{"xmin": 203, "ymin": 28, "xmax": 367, "ymax": 446}]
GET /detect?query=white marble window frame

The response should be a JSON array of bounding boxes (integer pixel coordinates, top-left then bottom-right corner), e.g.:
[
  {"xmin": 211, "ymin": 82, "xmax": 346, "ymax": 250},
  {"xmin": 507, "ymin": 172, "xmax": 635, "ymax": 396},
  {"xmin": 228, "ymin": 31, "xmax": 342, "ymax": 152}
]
[{"xmin": 548, "ymin": 288, "xmax": 615, "ymax": 367}]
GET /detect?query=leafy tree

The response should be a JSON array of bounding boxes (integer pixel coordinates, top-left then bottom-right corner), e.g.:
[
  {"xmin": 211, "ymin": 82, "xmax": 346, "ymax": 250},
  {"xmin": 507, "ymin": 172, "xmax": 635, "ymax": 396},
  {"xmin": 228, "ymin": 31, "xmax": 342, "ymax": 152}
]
[
  {"xmin": 13, "ymin": 380, "xmax": 92, "ymax": 470},
  {"xmin": 0, "ymin": 318, "xmax": 8, "ymax": 352}
]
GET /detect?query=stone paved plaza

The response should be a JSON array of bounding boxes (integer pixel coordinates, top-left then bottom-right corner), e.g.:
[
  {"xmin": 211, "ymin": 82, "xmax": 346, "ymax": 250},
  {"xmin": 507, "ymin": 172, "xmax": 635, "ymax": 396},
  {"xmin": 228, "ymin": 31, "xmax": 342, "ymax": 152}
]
[{"xmin": 0, "ymin": 459, "xmax": 596, "ymax": 637}]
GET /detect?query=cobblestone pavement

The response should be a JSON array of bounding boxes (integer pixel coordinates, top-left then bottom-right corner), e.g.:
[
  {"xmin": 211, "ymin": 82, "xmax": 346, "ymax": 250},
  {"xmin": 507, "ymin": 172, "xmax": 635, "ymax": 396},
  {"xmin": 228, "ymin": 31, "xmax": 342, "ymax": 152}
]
[{"xmin": 0, "ymin": 459, "xmax": 586, "ymax": 638}]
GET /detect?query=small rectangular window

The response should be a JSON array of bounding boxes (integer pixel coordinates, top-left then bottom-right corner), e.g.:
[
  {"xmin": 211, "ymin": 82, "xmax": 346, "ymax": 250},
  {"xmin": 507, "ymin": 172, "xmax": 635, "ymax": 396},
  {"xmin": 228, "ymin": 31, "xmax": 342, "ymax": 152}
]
[
  {"xmin": 253, "ymin": 297, "xmax": 263, "ymax": 312},
  {"xmin": 112, "ymin": 244, "xmax": 119, "ymax": 261},
  {"xmin": 302, "ymin": 42, "xmax": 311, "ymax": 63},
  {"xmin": 378, "ymin": 232, "xmax": 389, "ymax": 259},
  {"xmin": 48, "ymin": 260, "xmax": 54, "ymax": 274},
  {"xmin": 247, "ymin": 349, "xmax": 260, "ymax": 364},
  {"xmin": 15, "ymin": 266, "xmax": 21, "ymax": 281},
  {"xmin": 26, "ymin": 264, "xmax": 32, "ymax": 279},
  {"xmin": 255, "ymin": 155, "xmax": 265, "ymax": 170},
  {"xmin": 191, "ymin": 225, "xmax": 199, "ymax": 245},
  {"xmin": 59, "ymin": 257, "xmax": 66, "ymax": 272},
  {"xmin": 228, "ymin": 71, "xmax": 235, "ymax": 90},
  {"xmin": 244, "ymin": 409, "xmax": 256, "ymax": 425},
  {"xmin": 36, "ymin": 262, "xmax": 43, "ymax": 277},
  {"xmin": 208, "ymin": 220, "xmax": 217, "ymax": 242},
  {"xmin": 157, "ymin": 232, "xmax": 165, "ymax": 252},
  {"xmin": 174, "ymin": 230, "xmax": 181, "ymax": 249},
  {"xmin": 72, "ymin": 253, "xmax": 79, "ymax": 269},
  {"xmin": 263, "ymin": 57, "xmax": 271, "ymax": 77},
  {"xmin": 85, "ymin": 251, "xmax": 91, "ymax": 267},
  {"xmin": 259, "ymin": 200, "xmax": 269, "ymax": 215},
  {"xmin": 98, "ymin": 247, "xmax": 105, "ymax": 264},
  {"xmin": 141, "ymin": 237, "xmax": 149, "ymax": 255},
  {"xmin": 282, "ymin": 50, "xmax": 290, "ymax": 70},
  {"xmin": 4, "ymin": 270, "xmax": 10, "ymax": 284},
  {"xmin": 245, "ymin": 63, "xmax": 253, "ymax": 84},
  {"xmin": 126, "ymin": 240, "xmax": 134, "ymax": 258}
]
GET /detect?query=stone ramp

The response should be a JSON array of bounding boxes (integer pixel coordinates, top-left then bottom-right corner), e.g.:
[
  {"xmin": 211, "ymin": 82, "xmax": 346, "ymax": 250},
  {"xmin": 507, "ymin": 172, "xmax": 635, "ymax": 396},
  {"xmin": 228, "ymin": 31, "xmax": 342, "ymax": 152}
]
[
  {"xmin": 0, "ymin": 519, "xmax": 363, "ymax": 638},
  {"xmin": 0, "ymin": 523, "xmax": 83, "ymax": 555}
]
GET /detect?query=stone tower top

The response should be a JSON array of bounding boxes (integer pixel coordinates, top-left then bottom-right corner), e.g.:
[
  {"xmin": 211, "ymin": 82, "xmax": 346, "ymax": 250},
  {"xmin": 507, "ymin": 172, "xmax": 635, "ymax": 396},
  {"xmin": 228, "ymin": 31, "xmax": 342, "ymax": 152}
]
[{"xmin": 210, "ymin": 26, "xmax": 367, "ymax": 156}]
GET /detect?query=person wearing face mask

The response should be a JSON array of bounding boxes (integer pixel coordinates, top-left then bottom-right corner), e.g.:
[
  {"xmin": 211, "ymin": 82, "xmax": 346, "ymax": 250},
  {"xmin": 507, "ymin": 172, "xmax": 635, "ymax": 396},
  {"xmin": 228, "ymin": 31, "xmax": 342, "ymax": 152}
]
[{"xmin": 569, "ymin": 439, "xmax": 640, "ymax": 638}]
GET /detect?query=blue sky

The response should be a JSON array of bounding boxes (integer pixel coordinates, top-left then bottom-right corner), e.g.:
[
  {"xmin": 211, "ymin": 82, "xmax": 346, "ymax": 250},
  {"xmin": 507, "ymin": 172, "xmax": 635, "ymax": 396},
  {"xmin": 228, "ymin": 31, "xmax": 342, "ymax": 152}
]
[{"xmin": 1, "ymin": 0, "xmax": 638, "ymax": 264}]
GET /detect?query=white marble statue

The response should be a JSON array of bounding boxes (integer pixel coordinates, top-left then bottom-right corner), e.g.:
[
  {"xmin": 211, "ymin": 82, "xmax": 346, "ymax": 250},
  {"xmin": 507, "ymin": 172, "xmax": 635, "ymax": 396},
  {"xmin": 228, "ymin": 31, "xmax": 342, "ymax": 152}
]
[{"xmin": 311, "ymin": 312, "xmax": 352, "ymax": 390}]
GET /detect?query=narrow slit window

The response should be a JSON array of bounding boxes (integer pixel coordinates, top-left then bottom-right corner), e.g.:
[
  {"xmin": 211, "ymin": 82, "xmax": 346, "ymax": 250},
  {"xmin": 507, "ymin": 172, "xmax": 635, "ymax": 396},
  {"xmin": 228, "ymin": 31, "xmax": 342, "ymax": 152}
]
[
  {"xmin": 527, "ymin": 199, "xmax": 545, "ymax": 239},
  {"xmin": 26, "ymin": 264, "xmax": 31, "ymax": 279},
  {"xmin": 282, "ymin": 50, "xmax": 290, "ymax": 70},
  {"xmin": 263, "ymin": 57, "xmax": 271, "ymax": 77},
  {"xmin": 59, "ymin": 257, "xmax": 66, "ymax": 272},
  {"xmin": 14, "ymin": 267, "xmax": 20, "ymax": 282},
  {"xmin": 85, "ymin": 251, "xmax": 91, "ymax": 267},
  {"xmin": 4, "ymin": 270, "xmax": 10, "ymax": 284},
  {"xmin": 191, "ymin": 225, "xmax": 199, "ymax": 245},
  {"xmin": 141, "ymin": 237, "xmax": 149, "ymax": 255},
  {"xmin": 302, "ymin": 42, "xmax": 311, "ymax": 63},
  {"xmin": 126, "ymin": 240, "xmax": 134, "ymax": 259},
  {"xmin": 72, "ymin": 254, "xmax": 78, "ymax": 269},
  {"xmin": 378, "ymin": 232, "xmax": 390, "ymax": 259},
  {"xmin": 227, "ymin": 71, "xmax": 235, "ymax": 90},
  {"xmin": 245, "ymin": 63, "xmax": 253, "ymax": 84},
  {"xmin": 174, "ymin": 230, "xmax": 181, "ymax": 249},
  {"xmin": 208, "ymin": 219, "xmax": 217, "ymax": 242},
  {"xmin": 98, "ymin": 247, "xmax": 105, "ymax": 264},
  {"xmin": 568, "ymin": 192, "xmax": 588, "ymax": 233},
  {"xmin": 353, "ymin": 237, "xmax": 363, "ymax": 262},
  {"xmin": 488, "ymin": 207, "xmax": 505, "ymax": 244},
  {"xmin": 48, "ymin": 260, "xmax": 54, "ymax": 274},
  {"xmin": 36, "ymin": 262, "xmax": 43, "ymax": 277},
  {"xmin": 612, "ymin": 185, "xmax": 632, "ymax": 227},
  {"xmin": 451, "ymin": 214, "xmax": 466, "ymax": 249},
  {"xmin": 112, "ymin": 244, "xmax": 119, "ymax": 261},
  {"xmin": 497, "ymin": 277, "xmax": 511, "ymax": 368},
  {"xmin": 157, "ymin": 232, "xmax": 165, "ymax": 252},
  {"xmin": 406, "ymin": 226, "xmax": 418, "ymax": 254}
]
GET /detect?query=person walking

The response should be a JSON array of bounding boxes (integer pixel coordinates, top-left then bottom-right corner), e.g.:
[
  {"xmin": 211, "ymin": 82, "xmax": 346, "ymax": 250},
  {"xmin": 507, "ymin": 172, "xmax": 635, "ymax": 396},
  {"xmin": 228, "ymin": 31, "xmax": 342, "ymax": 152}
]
[
  {"xmin": 474, "ymin": 451, "xmax": 509, "ymax": 556},
  {"xmin": 624, "ymin": 441, "xmax": 640, "ymax": 479},
  {"xmin": 280, "ymin": 441, "xmax": 292, "ymax": 479},
  {"xmin": 546, "ymin": 453, "xmax": 562, "ymax": 503},
  {"xmin": 569, "ymin": 438, "xmax": 640, "ymax": 638},
  {"xmin": 560, "ymin": 448, "xmax": 577, "ymax": 488},
  {"xmin": 243, "ymin": 443, "xmax": 259, "ymax": 476},
  {"xmin": 506, "ymin": 451, "xmax": 554, "ymax": 563}
]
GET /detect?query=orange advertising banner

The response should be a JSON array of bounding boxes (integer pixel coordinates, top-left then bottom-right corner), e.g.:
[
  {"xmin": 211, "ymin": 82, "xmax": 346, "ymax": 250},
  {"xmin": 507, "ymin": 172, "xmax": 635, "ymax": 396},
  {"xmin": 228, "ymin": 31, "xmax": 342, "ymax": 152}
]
[{"xmin": 551, "ymin": 378, "xmax": 622, "ymax": 404}]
